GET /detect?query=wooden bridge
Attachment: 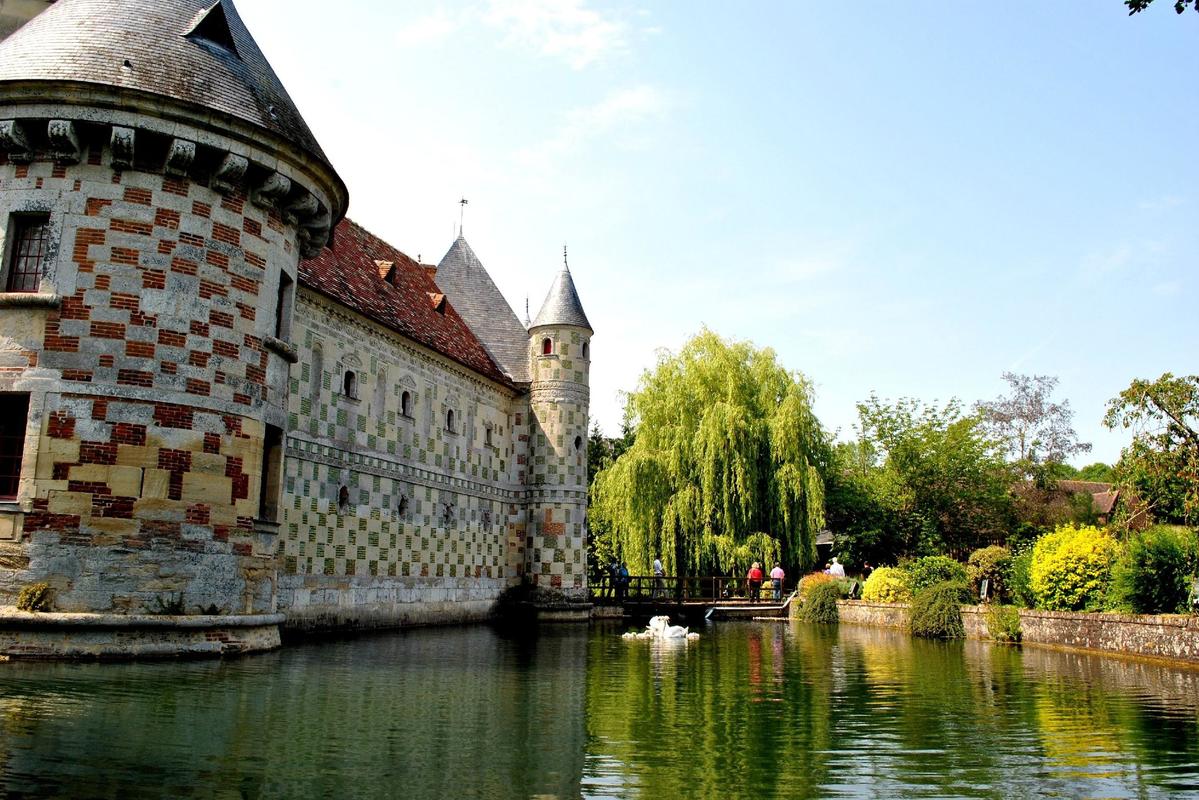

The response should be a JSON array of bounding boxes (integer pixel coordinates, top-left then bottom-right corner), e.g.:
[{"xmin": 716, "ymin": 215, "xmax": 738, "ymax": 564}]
[{"xmin": 590, "ymin": 575, "xmax": 799, "ymax": 620}]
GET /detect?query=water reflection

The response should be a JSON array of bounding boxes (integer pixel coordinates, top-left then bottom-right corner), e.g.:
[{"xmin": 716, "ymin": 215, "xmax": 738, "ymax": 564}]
[{"xmin": 1, "ymin": 621, "xmax": 1197, "ymax": 799}]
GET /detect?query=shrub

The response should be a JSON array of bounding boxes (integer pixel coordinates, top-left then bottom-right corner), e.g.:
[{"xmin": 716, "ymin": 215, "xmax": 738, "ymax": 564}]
[
  {"xmin": 800, "ymin": 580, "xmax": 842, "ymax": 624},
  {"xmin": 967, "ymin": 545, "xmax": 1012, "ymax": 603},
  {"xmin": 1009, "ymin": 547, "xmax": 1036, "ymax": 608},
  {"xmin": 1029, "ymin": 524, "xmax": 1120, "ymax": 611},
  {"xmin": 1110, "ymin": 525, "xmax": 1197, "ymax": 614},
  {"xmin": 984, "ymin": 604, "xmax": 1022, "ymax": 642},
  {"xmin": 908, "ymin": 581, "xmax": 968, "ymax": 639},
  {"xmin": 798, "ymin": 572, "xmax": 835, "ymax": 597},
  {"xmin": 862, "ymin": 567, "xmax": 911, "ymax": 603},
  {"xmin": 16, "ymin": 582, "xmax": 53, "ymax": 612},
  {"xmin": 905, "ymin": 555, "xmax": 967, "ymax": 595}
]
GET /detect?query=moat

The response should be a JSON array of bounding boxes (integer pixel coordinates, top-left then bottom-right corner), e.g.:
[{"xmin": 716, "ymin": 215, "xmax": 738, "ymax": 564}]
[{"xmin": 1, "ymin": 621, "xmax": 1197, "ymax": 799}]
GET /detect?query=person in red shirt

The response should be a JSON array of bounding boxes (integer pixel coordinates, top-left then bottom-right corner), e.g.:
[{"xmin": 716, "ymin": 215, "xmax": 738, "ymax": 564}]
[{"xmin": 747, "ymin": 562, "xmax": 764, "ymax": 603}]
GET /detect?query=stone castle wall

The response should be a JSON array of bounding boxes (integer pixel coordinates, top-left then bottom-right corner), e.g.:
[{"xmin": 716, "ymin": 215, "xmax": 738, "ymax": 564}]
[
  {"xmin": 276, "ymin": 291, "xmax": 529, "ymax": 630},
  {"xmin": 0, "ymin": 111, "xmax": 333, "ymax": 617}
]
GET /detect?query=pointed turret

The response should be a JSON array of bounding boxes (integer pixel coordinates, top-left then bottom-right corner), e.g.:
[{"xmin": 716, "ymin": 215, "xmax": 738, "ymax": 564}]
[{"xmin": 530, "ymin": 260, "xmax": 592, "ymax": 333}]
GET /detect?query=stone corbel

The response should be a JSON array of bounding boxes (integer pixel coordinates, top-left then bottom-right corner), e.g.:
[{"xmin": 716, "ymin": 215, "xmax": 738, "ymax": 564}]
[
  {"xmin": 298, "ymin": 209, "xmax": 331, "ymax": 259},
  {"xmin": 165, "ymin": 138, "xmax": 196, "ymax": 177},
  {"xmin": 0, "ymin": 120, "xmax": 34, "ymax": 164},
  {"xmin": 110, "ymin": 126, "xmax": 135, "ymax": 170},
  {"xmin": 283, "ymin": 191, "xmax": 318, "ymax": 226},
  {"xmin": 47, "ymin": 119, "xmax": 80, "ymax": 165},
  {"xmin": 211, "ymin": 152, "xmax": 248, "ymax": 194},
  {"xmin": 252, "ymin": 171, "xmax": 291, "ymax": 208}
]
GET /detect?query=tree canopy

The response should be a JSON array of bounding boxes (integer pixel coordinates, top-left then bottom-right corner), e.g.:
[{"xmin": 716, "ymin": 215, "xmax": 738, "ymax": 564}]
[
  {"xmin": 975, "ymin": 373, "xmax": 1091, "ymax": 484},
  {"xmin": 1125, "ymin": 0, "xmax": 1197, "ymax": 13},
  {"xmin": 590, "ymin": 330, "xmax": 827, "ymax": 577},
  {"xmin": 1105, "ymin": 373, "xmax": 1199, "ymax": 524}
]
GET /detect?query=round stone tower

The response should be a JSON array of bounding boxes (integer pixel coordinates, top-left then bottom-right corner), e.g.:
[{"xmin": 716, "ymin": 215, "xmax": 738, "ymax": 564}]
[
  {"xmin": 0, "ymin": 0, "xmax": 346, "ymax": 618},
  {"xmin": 526, "ymin": 252, "xmax": 592, "ymax": 599}
]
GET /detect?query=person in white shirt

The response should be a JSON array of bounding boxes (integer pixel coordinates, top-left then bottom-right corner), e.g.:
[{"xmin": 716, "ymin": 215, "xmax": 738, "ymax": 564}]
[
  {"xmin": 652, "ymin": 556, "xmax": 665, "ymax": 599},
  {"xmin": 829, "ymin": 557, "xmax": 846, "ymax": 578}
]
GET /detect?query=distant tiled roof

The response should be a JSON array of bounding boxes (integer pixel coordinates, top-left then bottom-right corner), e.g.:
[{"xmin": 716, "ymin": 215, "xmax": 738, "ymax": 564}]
[
  {"xmin": 1058, "ymin": 480, "xmax": 1114, "ymax": 495},
  {"xmin": 435, "ymin": 235, "xmax": 531, "ymax": 384},
  {"xmin": 531, "ymin": 264, "xmax": 591, "ymax": 332},
  {"xmin": 300, "ymin": 220, "xmax": 511, "ymax": 388},
  {"xmin": 0, "ymin": 0, "xmax": 338, "ymax": 176}
]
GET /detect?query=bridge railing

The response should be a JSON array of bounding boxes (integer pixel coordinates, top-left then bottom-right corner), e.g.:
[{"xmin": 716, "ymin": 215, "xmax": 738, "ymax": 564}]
[{"xmin": 590, "ymin": 575, "xmax": 793, "ymax": 605}]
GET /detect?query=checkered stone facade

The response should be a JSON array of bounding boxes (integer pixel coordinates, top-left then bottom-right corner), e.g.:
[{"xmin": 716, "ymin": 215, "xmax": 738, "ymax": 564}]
[
  {"xmin": 276, "ymin": 292, "xmax": 532, "ymax": 628},
  {"xmin": 526, "ymin": 326, "xmax": 591, "ymax": 598},
  {"xmin": 0, "ymin": 110, "xmax": 339, "ymax": 616}
]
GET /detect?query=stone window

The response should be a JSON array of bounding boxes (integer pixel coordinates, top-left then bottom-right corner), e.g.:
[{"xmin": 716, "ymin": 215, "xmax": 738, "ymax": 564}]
[
  {"xmin": 338, "ymin": 485, "xmax": 350, "ymax": 513},
  {"xmin": 582, "ymin": 341, "xmax": 589, "ymax": 359},
  {"xmin": 485, "ymin": 423, "xmax": 493, "ymax": 447},
  {"xmin": 574, "ymin": 435, "xmax": 583, "ymax": 452},
  {"xmin": 342, "ymin": 370, "xmax": 358, "ymax": 399},
  {"xmin": 446, "ymin": 409, "xmax": 456, "ymax": 433},
  {"xmin": 397, "ymin": 495, "xmax": 409, "ymax": 518},
  {"xmin": 541, "ymin": 337, "xmax": 553, "ymax": 356},
  {"xmin": 441, "ymin": 502, "xmax": 454, "ymax": 526},
  {"xmin": 401, "ymin": 390, "xmax": 413, "ymax": 418},
  {"xmin": 258, "ymin": 424, "xmax": 283, "ymax": 522},
  {"xmin": 0, "ymin": 394, "xmax": 29, "ymax": 500},
  {"xmin": 274, "ymin": 272, "xmax": 293, "ymax": 340},
  {"xmin": 4, "ymin": 214, "xmax": 50, "ymax": 293},
  {"xmin": 310, "ymin": 345, "xmax": 323, "ymax": 406}
]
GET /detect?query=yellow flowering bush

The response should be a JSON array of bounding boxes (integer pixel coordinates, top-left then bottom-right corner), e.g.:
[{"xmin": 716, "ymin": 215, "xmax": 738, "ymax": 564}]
[
  {"xmin": 862, "ymin": 566, "xmax": 911, "ymax": 603},
  {"xmin": 798, "ymin": 572, "xmax": 835, "ymax": 597},
  {"xmin": 1029, "ymin": 524, "xmax": 1120, "ymax": 611}
]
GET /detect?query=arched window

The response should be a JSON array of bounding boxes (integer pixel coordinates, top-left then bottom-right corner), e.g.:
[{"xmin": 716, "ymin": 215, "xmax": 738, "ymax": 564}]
[
  {"xmin": 401, "ymin": 390, "xmax": 412, "ymax": 418},
  {"xmin": 446, "ymin": 409, "xmax": 455, "ymax": 432},
  {"xmin": 398, "ymin": 495, "xmax": 408, "ymax": 517},
  {"xmin": 574, "ymin": 435, "xmax": 583, "ymax": 452},
  {"xmin": 541, "ymin": 338, "xmax": 552, "ymax": 355},
  {"xmin": 582, "ymin": 341, "xmax": 589, "ymax": 359},
  {"xmin": 338, "ymin": 485, "xmax": 349, "ymax": 512},
  {"xmin": 342, "ymin": 370, "xmax": 357, "ymax": 399}
]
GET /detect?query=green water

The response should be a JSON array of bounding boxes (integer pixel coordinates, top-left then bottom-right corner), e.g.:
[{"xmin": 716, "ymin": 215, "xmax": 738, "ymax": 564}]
[{"xmin": 1, "ymin": 621, "xmax": 1197, "ymax": 799}]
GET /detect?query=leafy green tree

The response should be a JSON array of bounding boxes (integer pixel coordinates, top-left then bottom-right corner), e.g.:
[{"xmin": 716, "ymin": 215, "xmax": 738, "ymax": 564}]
[
  {"xmin": 1104, "ymin": 373, "xmax": 1199, "ymax": 525},
  {"xmin": 1125, "ymin": 0, "xmax": 1196, "ymax": 13},
  {"xmin": 1076, "ymin": 462, "xmax": 1115, "ymax": 482},
  {"xmin": 823, "ymin": 440, "xmax": 903, "ymax": 567},
  {"xmin": 856, "ymin": 395, "xmax": 1014, "ymax": 557},
  {"xmin": 975, "ymin": 373, "xmax": 1091, "ymax": 485},
  {"xmin": 590, "ymin": 329, "xmax": 827, "ymax": 577},
  {"xmin": 586, "ymin": 421, "xmax": 635, "ymax": 575}
]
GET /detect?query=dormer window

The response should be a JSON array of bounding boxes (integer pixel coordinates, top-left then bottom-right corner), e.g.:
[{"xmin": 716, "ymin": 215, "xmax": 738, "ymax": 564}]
[
  {"xmin": 185, "ymin": 1, "xmax": 241, "ymax": 57},
  {"xmin": 342, "ymin": 370, "xmax": 358, "ymax": 399},
  {"xmin": 541, "ymin": 338, "xmax": 553, "ymax": 356}
]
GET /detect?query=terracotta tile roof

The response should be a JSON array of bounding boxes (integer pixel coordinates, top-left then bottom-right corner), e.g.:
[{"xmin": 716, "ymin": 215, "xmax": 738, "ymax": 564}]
[{"xmin": 300, "ymin": 219, "xmax": 512, "ymax": 388}]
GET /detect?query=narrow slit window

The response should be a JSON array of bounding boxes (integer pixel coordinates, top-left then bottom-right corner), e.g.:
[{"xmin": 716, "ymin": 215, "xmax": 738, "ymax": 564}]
[
  {"xmin": 274, "ymin": 272, "xmax": 293, "ymax": 340},
  {"xmin": 446, "ymin": 409, "xmax": 455, "ymax": 433},
  {"xmin": 258, "ymin": 424, "xmax": 283, "ymax": 522},
  {"xmin": 338, "ymin": 485, "xmax": 350, "ymax": 512},
  {"xmin": 401, "ymin": 390, "xmax": 412, "ymax": 418},
  {"xmin": 0, "ymin": 394, "xmax": 30, "ymax": 499},
  {"xmin": 5, "ymin": 214, "xmax": 51, "ymax": 293},
  {"xmin": 582, "ymin": 341, "xmax": 589, "ymax": 359}
]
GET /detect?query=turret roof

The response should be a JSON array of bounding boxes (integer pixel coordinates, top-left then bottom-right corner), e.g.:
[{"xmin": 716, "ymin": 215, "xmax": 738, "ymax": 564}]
[
  {"xmin": 435, "ymin": 235, "xmax": 531, "ymax": 384},
  {"xmin": 531, "ymin": 263, "xmax": 591, "ymax": 332},
  {"xmin": 0, "ymin": 0, "xmax": 335, "ymax": 172}
]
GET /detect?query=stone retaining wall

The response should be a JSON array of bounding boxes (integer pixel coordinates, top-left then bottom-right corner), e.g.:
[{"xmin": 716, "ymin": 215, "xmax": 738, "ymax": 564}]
[{"xmin": 837, "ymin": 600, "xmax": 1199, "ymax": 666}]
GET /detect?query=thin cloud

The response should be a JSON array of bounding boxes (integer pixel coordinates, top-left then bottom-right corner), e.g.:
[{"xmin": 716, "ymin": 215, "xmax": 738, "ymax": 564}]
[
  {"xmin": 394, "ymin": 9, "xmax": 463, "ymax": 48},
  {"xmin": 484, "ymin": 0, "xmax": 629, "ymax": 69}
]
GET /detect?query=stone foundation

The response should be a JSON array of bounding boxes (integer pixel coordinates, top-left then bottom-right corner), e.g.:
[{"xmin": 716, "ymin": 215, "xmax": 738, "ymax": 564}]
[
  {"xmin": 0, "ymin": 609, "xmax": 282, "ymax": 659},
  {"xmin": 837, "ymin": 600, "xmax": 1199, "ymax": 667}
]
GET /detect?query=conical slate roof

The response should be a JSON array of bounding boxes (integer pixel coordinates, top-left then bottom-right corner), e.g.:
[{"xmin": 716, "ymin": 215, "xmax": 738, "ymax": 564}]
[
  {"xmin": 531, "ymin": 263, "xmax": 591, "ymax": 332},
  {"xmin": 0, "ymin": 0, "xmax": 335, "ymax": 172},
  {"xmin": 435, "ymin": 235, "xmax": 530, "ymax": 384}
]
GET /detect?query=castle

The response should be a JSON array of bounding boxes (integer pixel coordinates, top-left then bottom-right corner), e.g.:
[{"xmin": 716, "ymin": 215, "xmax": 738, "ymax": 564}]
[{"xmin": 0, "ymin": 0, "xmax": 592, "ymax": 655}]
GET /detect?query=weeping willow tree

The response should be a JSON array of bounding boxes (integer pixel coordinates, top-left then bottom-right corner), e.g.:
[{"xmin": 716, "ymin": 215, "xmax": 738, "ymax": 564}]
[{"xmin": 592, "ymin": 329, "xmax": 827, "ymax": 577}]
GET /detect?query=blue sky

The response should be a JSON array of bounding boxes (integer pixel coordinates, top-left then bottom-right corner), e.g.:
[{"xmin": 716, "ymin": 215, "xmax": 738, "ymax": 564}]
[{"xmin": 238, "ymin": 1, "xmax": 1197, "ymax": 465}]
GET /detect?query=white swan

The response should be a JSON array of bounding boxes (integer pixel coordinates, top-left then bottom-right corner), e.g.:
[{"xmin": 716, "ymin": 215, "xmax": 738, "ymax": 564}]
[{"xmin": 622, "ymin": 615, "xmax": 699, "ymax": 641}]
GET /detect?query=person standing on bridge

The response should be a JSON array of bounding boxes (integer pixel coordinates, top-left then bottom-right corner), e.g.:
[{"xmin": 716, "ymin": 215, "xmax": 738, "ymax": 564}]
[
  {"xmin": 770, "ymin": 563, "xmax": 785, "ymax": 601},
  {"xmin": 747, "ymin": 562, "xmax": 764, "ymax": 603},
  {"xmin": 652, "ymin": 555, "xmax": 665, "ymax": 599}
]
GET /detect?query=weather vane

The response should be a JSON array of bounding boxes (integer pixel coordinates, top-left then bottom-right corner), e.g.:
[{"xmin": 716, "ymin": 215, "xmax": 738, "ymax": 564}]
[{"xmin": 458, "ymin": 197, "xmax": 468, "ymax": 235}]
